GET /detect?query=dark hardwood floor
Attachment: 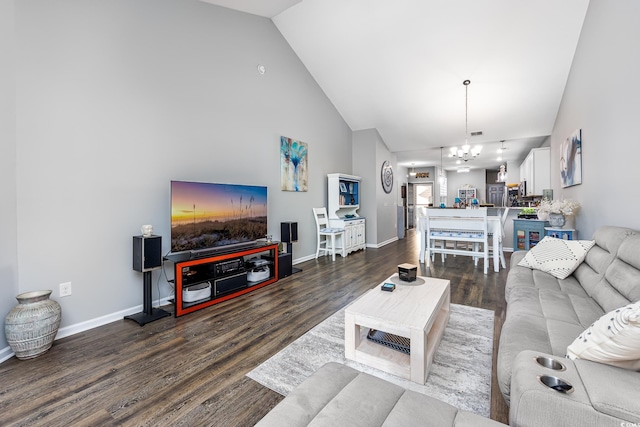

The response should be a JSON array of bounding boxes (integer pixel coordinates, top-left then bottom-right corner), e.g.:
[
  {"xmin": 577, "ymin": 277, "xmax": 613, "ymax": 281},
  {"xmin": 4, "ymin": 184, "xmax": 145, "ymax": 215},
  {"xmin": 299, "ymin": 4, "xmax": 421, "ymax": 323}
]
[{"xmin": 0, "ymin": 230, "xmax": 510, "ymax": 426}]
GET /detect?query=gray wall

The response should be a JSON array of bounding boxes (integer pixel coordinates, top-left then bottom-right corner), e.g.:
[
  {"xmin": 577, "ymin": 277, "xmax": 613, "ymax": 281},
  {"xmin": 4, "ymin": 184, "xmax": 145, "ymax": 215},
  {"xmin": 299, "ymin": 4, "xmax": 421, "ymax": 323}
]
[
  {"xmin": 375, "ymin": 133, "xmax": 399, "ymax": 245},
  {"xmin": 446, "ymin": 169, "xmax": 487, "ymax": 206},
  {"xmin": 11, "ymin": 0, "xmax": 351, "ymax": 331},
  {"xmin": 352, "ymin": 130, "xmax": 378, "ymax": 242},
  {"xmin": 7, "ymin": 0, "xmax": 640, "ymax": 352},
  {"xmin": 352, "ymin": 129, "xmax": 398, "ymax": 246},
  {"xmin": 0, "ymin": 0, "xmax": 18, "ymax": 352},
  {"xmin": 551, "ymin": 0, "xmax": 640, "ymax": 238},
  {"xmin": 408, "ymin": 167, "xmax": 436, "ymax": 186},
  {"xmin": 397, "ymin": 166, "xmax": 409, "ymax": 208}
]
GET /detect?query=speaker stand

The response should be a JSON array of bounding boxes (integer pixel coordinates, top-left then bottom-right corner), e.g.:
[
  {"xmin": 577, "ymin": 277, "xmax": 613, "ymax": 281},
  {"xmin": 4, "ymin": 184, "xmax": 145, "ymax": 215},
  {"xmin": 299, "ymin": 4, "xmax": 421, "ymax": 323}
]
[
  {"xmin": 285, "ymin": 242, "xmax": 302, "ymax": 274},
  {"xmin": 125, "ymin": 271, "xmax": 171, "ymax": 326}
]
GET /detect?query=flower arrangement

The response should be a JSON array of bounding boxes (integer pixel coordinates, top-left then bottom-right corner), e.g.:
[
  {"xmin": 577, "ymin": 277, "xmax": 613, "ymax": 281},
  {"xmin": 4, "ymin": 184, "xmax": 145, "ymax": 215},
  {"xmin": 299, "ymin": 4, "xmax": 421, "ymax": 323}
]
[{"xmin": 537, "ymin": 198, "xmax": 580, "ymax": 216}]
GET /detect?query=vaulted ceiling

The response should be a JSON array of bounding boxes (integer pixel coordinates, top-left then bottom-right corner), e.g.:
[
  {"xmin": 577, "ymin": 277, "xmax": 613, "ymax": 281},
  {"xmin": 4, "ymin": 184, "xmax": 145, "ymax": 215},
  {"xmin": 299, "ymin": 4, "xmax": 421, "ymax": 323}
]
[{"xmin": 201, "ymin": 0, "xmax": 590, "ymax": 172}]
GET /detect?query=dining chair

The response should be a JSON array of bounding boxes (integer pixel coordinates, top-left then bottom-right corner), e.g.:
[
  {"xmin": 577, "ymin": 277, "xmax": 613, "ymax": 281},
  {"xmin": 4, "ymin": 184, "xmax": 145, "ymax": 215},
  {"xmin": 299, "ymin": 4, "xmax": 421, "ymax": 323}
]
[
  {"xmin": 312, "ymin": 207, "xmax": 345, "ymax": 261},
  {"xmin": 488, "ymin": 207, "xmax": 509, "ymax": 269},
  {"xmin": 425, "ymin": 207, "xmax": 489, "ymax": 274}
]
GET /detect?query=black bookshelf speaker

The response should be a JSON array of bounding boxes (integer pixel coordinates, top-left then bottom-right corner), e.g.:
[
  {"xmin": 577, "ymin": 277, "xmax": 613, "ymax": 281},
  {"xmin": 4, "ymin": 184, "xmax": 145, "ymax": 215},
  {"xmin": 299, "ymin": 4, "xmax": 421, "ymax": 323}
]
[
  {"xmin": 278, "ymin": 252, "xmax": 292, "ymax": 279},
  {"xmin": 281, "ymin": 221, "xmax": 298, "ymax": 243},
  {"xmin": 133, "ymin": 235, "xmax": 162, "ymax": 272}
]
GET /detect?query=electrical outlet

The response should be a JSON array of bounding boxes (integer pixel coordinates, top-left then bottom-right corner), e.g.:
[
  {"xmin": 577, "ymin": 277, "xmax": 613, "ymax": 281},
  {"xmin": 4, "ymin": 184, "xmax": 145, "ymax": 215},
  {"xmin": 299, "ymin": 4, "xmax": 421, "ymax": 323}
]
[{"xmin": 59, "ymin": 282, "xmax": 72, "ymax": 297}]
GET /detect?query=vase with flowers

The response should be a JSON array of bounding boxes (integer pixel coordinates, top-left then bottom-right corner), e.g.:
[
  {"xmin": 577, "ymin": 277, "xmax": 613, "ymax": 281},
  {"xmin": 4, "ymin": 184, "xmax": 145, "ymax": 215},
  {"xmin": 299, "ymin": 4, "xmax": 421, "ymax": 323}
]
[{"xmin": 537, "ymin": 198, "xmax": 580, "ymax": 228}]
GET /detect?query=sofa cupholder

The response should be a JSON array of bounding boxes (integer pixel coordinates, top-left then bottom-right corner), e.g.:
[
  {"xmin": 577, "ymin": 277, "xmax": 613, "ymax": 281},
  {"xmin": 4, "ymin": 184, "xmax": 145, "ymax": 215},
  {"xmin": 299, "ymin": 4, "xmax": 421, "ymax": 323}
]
[
  {"xmin": 534, "ymin": 356, "xmax": 566, "ymax": 371},
  {"xmin": 537, "ymin": 375, "xmax": 574, "ymax": 394}
]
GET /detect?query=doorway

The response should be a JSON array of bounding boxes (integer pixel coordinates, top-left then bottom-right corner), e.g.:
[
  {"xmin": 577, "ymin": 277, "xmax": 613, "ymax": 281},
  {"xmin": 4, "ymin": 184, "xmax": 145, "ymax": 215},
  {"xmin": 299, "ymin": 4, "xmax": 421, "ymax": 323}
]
[
  {"xmin": 411, "ymin": 183, "xmax": 434, "ymax": 227},
  {"xmin": 487, "ymin": 184, "xmax": 506, "ymax": 207}
]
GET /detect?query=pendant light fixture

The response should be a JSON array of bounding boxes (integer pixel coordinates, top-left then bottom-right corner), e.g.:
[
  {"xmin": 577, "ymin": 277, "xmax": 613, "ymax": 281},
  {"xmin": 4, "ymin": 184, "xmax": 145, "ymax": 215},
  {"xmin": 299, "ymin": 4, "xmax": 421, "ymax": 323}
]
[
  {"xmin": 497, "ymin": 140, "xmax": 507, "ymax": 153},
  {"xmin": 463, "ymin": 80, "xmax": 471, "ymax": 153},
  {"xmin": 497, "ymin": 140, "xmax": 507, "ymax": 161},
  {"xmin": 449, "ymin": 80, "xmax": 481, "ymax": 163},
  {"xmin": 497, "ymin": 164, "xmax": 507, "ymax": 182}
]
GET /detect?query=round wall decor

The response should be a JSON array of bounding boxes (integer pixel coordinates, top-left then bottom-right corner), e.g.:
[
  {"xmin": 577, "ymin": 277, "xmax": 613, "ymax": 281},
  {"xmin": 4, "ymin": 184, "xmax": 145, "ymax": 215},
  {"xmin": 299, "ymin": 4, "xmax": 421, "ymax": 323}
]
[{"xmin": 381, "ymin": 160, "xmax": 393, "ymax": 193}]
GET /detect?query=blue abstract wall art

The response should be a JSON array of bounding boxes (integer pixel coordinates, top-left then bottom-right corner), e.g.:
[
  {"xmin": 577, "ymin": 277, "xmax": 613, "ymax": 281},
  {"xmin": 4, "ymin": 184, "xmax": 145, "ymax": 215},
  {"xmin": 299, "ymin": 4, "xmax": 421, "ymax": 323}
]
[{"xmin": 280, "ymin": 136, "xmax": 308, "ymax": 192}]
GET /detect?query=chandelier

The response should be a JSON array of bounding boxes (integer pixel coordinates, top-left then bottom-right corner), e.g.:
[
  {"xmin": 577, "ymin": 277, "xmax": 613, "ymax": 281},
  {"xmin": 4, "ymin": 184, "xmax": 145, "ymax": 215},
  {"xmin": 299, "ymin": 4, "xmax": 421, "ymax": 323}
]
[{"xmin": 449, "ymin": 80, "xmax": 481, "ymax": 163}]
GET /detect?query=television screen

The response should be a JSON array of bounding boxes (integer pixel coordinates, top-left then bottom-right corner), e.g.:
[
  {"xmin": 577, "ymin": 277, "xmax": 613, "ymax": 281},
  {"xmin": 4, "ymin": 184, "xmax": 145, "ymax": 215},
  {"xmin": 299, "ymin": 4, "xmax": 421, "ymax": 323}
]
[{"xmin": 170, "ymin": 181, "xmax": 268, "ymax": 253}]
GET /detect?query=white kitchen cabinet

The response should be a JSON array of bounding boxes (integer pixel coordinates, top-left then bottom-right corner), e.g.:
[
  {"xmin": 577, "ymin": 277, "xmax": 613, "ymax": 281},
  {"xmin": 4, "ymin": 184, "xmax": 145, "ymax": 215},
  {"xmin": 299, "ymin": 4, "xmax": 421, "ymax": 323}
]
[{"xmin": 520, "ymin": 147, "xmax": 550, "ymax": 196}]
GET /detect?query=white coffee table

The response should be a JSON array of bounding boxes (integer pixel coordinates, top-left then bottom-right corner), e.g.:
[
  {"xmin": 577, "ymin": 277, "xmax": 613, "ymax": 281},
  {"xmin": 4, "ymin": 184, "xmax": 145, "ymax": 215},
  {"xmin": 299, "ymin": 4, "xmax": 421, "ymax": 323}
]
[{"xmin": 344, "ymin": 274, "xmax": 450, "ymax": 384}]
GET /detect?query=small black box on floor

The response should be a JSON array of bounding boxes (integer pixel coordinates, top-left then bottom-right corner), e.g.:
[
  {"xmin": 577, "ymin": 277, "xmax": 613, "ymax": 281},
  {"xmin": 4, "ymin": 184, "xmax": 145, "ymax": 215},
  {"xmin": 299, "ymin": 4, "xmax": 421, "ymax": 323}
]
[{"xmin": 397, "ymin": 263, "xmax": 417, "ymax": 282}]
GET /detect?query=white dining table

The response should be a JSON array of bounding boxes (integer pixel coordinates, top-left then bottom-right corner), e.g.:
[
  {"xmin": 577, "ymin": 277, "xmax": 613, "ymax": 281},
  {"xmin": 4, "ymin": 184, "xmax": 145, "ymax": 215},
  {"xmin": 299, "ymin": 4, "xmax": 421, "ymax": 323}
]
[{"xmin": 417, "ymin": 215, "xmax": 503, "ymax": 272}]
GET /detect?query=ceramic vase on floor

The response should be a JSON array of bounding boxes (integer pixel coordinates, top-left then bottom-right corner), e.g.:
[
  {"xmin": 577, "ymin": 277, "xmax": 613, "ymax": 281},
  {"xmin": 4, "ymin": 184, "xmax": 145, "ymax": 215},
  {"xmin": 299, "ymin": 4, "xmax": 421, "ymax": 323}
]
[{"xmin": 4, "ymin": 290, "xmax": 62, "ymax": 360}]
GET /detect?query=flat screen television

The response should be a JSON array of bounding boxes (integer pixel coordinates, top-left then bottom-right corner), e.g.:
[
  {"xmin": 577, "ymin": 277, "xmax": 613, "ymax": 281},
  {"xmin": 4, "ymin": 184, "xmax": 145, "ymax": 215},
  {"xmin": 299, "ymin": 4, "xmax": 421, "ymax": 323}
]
[{"xmin": 170, "ymin": 180, "xmax": 268, "ymax": 254}]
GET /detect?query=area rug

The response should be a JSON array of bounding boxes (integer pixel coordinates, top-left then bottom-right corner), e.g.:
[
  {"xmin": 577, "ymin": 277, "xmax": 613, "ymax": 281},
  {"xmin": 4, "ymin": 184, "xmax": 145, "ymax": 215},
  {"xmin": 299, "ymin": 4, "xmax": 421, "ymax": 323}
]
[{"xmin": 246, "ymin": 303, "xmax": 494, "ymax": 417}]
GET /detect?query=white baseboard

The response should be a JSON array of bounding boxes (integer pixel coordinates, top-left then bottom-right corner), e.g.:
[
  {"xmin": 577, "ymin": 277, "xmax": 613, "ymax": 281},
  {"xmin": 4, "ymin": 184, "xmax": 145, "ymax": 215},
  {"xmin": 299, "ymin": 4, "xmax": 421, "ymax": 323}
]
[
  {"xmin": 0, "ymin": 346, "xmax": 14, "ymax": 364},
  {"xmin": 293, "ymin": 254, "xmax": 315, "ymax": 265},
  {"xmin": 371, "ymin": 237, "xmax": 398, "ymax": 249},
  {"xmin": 55, "ymin": 296, "xmax": 173, "ymax": 339},
  {"xmin": 0, "ymin": 296, "xmax": 173, "ymax": 365}
]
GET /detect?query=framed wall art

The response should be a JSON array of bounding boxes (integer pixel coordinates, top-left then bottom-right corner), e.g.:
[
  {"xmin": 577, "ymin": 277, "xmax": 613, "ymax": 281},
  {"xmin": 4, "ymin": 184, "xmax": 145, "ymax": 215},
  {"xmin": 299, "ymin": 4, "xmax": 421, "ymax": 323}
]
[
  {"xmin": 560, "ymin": 129, "xmax": 582, "ymax": 188},
  {"xmin": 280, "ymin": 136, "xmax": 308, "ymax": 192}
]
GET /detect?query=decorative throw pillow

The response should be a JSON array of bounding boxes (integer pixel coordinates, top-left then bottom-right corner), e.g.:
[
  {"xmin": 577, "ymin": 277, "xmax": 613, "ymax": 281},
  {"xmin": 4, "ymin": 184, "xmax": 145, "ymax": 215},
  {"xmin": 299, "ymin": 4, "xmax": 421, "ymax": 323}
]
[
  {"xmin": 566, "ymin": 301, "xmax": 640, "ymax": 370},
  {"xmin": 517, "ymin": 236, "xmax": 595, "ymax": 279}
]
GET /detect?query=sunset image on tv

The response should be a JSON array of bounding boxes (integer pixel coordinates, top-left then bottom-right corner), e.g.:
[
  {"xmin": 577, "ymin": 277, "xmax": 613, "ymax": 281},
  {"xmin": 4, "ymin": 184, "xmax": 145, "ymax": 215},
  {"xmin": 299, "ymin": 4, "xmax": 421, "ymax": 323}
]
[{"xmin": 170, "ymin": 181, "xmax": 268, "ymax": 253}]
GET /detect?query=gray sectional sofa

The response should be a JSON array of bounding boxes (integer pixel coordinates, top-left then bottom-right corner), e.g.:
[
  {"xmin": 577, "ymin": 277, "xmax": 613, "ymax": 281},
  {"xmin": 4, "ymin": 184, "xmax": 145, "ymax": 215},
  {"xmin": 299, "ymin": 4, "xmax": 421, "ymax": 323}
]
[
  {"xmin": 255, "ymin": 362, "xmax": 505, "ymax": 427},
  {"xmin": 256, "ymin": 225, "xmax": 640, "ymax": 427},
  {"xmin": 498, "ymin": 225, "xmax": 640, "ymax": 426}
]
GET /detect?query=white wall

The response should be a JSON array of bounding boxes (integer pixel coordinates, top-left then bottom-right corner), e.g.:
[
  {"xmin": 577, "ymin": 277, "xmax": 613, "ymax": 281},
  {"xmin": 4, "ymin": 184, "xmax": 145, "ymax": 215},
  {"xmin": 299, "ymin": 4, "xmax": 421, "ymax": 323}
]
[
  {"xmin": 0, "ymin": 0, "xmax": 18, "ymax": 352},
  {"xmin": 13, "ymin": 0, "xmax": 352, "ymax": 330},
  {"xmin": 551, "ymin": 0, "xmax": 640, "ymax": 238},
  {"xmin": 505, "ymin": 160, "xmax": 520, "ymax": 185}
]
